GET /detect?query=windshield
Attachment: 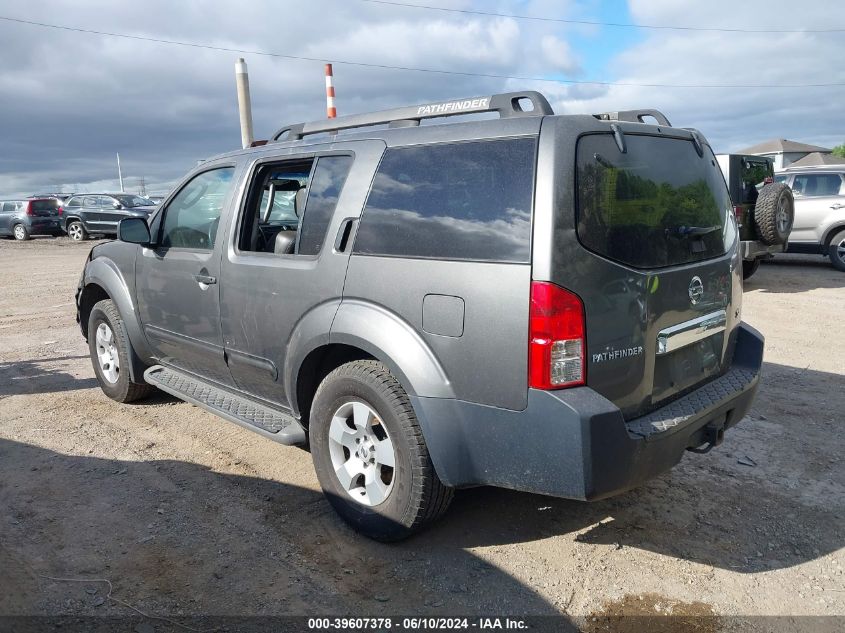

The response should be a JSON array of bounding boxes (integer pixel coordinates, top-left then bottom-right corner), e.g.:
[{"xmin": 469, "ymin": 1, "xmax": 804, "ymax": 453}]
[
  {"xmin": 576, "ymin": 133, "xmax": 735, "ymax": 269},
  {"xmin": 115, "ymin": 195, "xmax": 155, "ymax": 208}
]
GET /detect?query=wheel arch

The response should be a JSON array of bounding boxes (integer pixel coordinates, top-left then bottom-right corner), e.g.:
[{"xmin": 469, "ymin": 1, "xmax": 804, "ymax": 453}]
[
  {"xmin": 287, "ymin": 299, "xmax": 454, "ymax": 427},
  {"xmin": 822, "ymin": 223, "xmax": 845, "ymax": 247},
  {"xmin": 293, "ymin": 343, "xmax": 376, "ymax": 430},
  {"xmin": 64, "ymin": 215, "xmax": 82, "ymax": 230},
  {"xmin": 81, "ymin": 257, "xmax": 152, "ymax": 381}
]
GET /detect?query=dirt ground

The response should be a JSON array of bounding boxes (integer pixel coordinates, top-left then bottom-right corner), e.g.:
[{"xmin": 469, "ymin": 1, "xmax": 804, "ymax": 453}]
[{"xmin": 0, "ymin": 237, "xmax": 843, "ymax": 629}]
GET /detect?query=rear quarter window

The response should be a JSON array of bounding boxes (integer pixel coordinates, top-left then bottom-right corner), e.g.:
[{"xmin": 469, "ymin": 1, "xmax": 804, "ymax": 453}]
[
  {"xmin": 576, "ymin": 133, "xmax": 734, "ymax": 269},
  {"xmin": 353, "ymin": 137, "xmax": 536, "ymax": 262}
]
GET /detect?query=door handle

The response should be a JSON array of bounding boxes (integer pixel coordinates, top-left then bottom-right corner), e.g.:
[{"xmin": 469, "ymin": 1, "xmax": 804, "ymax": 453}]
[
  {"xmin": 831, "ymin": 203, "xmax": 844, "ymax": 210},
  {"xmin": 194, "ymin": 273, "xmax": 217, "ymax": 285},
  {"xmin": 334, "ymin": 218, "xmax": 358, "ymax": 253}
]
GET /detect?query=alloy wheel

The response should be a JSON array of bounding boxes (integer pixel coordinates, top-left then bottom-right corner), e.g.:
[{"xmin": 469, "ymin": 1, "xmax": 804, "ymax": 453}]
[
  {"xmin": 68, "ymin": 223, "xmax": 83, "ymax": 240},
  {"xmin": 95, "ymin": 323, "xmax": 120, "ymax": 384},
  {"xmin": 327, "ymin": 400, "xmax": 396, "ymax": 506}
]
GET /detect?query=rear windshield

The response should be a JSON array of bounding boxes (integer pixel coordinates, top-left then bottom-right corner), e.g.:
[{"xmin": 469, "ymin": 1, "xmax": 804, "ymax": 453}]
[
  {"xmin": 576, "ymin": 134, "xmax": 734, "ymax": 269},
  {"xmin": 30, "ymin": 200, "xmax": 58, "ymax": 211}
]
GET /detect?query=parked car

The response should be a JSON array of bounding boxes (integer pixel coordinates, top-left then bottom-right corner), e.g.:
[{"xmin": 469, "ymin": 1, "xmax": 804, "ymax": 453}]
[
  {"xmin": 145, "ymin": 195, "xmax": 166, "ymax": 205},
  {"xmin": 715, "ymin": 154, "xmax": 794, "ymax": 279},
  {"xmin": 775, "ymin": 165, "xmax": 845, "ymax": 271},
  {"xmin": 0, "ymin": 198, "xmax": 63, "ymax": 240},
  {"xmin": 76, "ymin": 92, "xmax": 764, "ymax": 540},
  {"xmin": 62, "ymin": 193, "xmax": 157, "ymax": 241}
]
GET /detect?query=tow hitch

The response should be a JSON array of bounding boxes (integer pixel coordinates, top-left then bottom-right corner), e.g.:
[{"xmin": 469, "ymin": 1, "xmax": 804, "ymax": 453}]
[{"xmin": 687, "ymin": 420, "xmax": 726, "ymax": 454}]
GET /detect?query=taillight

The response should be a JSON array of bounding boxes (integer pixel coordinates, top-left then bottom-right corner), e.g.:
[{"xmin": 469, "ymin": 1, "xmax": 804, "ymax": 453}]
[
  {"xmin": 25, "ymin": 201, "xmax": 35, "ymax": 216},
  {"xmin": 528, "ymin": 281, "xmax": 586, "ymax": 390},
  {"xmin": 57, "ymin": 206, "xmax": 64, "ymax": 216},
  {"xmin": 733, "ymin": 205, "xmax": 743, "ymax": 225}
]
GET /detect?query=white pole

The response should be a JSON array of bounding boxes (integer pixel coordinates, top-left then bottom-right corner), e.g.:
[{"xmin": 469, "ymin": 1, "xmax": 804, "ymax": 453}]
[
  {"xmin": 117, "ymin": 152, "xmax": 124, "ymax": 192},
  {"xmin": 235, "ymin": 58, "xmax": 255, "ymax": 149}
]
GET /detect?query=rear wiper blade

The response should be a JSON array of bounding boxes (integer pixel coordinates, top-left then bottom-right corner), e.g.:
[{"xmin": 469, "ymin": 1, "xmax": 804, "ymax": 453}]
[
  {"xmin": 593, "ymin": 153, "xmax": 616, "ymax": 169},
  {"xmin": 665, "ymin": 225, "xmax": 721, "ymax": 237}
]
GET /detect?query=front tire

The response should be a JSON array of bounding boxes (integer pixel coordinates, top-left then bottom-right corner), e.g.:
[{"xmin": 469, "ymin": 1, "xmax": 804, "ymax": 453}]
[
  {"xmin": 67, "ymin": 220, "xmax": 88, "ymax": 241},
  {"xmin": 13, "ymin": 224, "xmax": 30, "ymax": 241},
  {"xmin": 88, "ymin": 299, "xmax": 153, "ymax": 403},
  {"xmin": 309, "ymin": 360, "xmax": 453, "ymax": 541},
  {"xmin": 828, "ymin": 228, "xmax": 845, "ymax": 272}
]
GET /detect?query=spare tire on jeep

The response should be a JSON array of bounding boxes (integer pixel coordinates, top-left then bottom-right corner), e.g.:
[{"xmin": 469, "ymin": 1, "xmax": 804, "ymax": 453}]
[{"xmin": 753, "ymin": 183, "xmax": 794, "ymax": 246}]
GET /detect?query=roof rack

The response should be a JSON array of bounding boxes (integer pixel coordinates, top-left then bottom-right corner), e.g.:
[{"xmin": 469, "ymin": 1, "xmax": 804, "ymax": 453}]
[
  {"xmin": 593, "ymin": 109, "xmax": 672, "ymax": 127},
  {"xmin": 272, "ymin": 91, "xmax": 554, "ymax": 142}
]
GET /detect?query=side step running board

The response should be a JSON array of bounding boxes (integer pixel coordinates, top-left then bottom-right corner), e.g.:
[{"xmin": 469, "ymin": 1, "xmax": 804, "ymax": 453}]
[{"xmin": 144, "ymin": 365, "xmax": 306, "ymax": 445}]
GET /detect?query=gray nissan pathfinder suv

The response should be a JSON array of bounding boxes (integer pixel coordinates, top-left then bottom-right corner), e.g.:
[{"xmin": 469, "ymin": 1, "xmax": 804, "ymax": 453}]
[{"xmin": 76, "ymin": 92, "xmax": 764, "ymax": 540}]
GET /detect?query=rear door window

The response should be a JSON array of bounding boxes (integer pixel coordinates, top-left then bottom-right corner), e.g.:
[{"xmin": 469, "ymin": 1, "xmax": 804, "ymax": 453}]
[
  {"xmin": 576, "ymin": 134, "xmax": 734, "ymax": 269},
  {"xmin": 792, "ymin": 173, "xmax": 843, "ymax": 197},
  {"xmin": 354, "ymin": 137, "xmax": 536, "ymax": 262},
  {"xmin": 298, "ymin": 156, "xmax": 353, "ymax": 256}
]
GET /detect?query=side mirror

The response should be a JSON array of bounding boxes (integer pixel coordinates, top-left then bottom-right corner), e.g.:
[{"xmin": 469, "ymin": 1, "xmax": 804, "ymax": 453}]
[{"xmin": 118, "ymin": 217, "xmax": 151, "ymax": 245}]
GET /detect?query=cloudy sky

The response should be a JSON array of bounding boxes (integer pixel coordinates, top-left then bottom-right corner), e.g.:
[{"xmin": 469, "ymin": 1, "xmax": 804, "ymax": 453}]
[{"xmin": 0, "ymin": 0, "xmax": 842, "ymax": 196}]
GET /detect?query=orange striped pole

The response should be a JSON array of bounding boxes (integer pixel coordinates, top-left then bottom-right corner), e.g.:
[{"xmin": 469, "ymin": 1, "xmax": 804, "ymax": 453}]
[{"xmin": 325, "ymin": 63, "xmax": 337, "ymax": 118}]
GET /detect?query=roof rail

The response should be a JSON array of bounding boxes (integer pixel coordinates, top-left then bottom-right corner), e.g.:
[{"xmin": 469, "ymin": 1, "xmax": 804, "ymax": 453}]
[
  {"xmin": 593, "ymin": 109, "xmax": 672, "ymax": 127},
  {"xmin": 272, "ymin": 91, "xmax": 553, "ymax": 141}
]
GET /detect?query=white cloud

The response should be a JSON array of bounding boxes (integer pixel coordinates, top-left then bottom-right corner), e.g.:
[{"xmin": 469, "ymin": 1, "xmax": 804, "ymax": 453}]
[
  {"xmin": 547, "ymin": 1, "xmax": 845, "ymax": 152},
  {"xmin": 0, "ymin": 0, "xmax": 841, "ymax": 195},
  {"xmin": 540, "ymin": 35, "xmax": 581, "ymax": 75}
]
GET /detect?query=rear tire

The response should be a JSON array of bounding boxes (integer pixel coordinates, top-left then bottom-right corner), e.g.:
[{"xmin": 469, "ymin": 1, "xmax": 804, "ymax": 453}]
[
  {"xmin": 742, "ymin": 259, "xmax": 761, "ymax": 280},
  {"xmin": 753, "ymin": 183, "xmax": 794, "ymax": 246},
  {"xmin": 13, "ymin": 224, "xmax": 30, "ymax": 241},
  {"xmin": 828, "ymin": 228, "xmax": 845, "ymax": 272},
  {"xmin": 309, "ymin": 360, "xmax": 453, "ymax": 541},
  {"xmin": 88, "ymin": 299, "xmax": 153, "ymax": 403},
  {"xmin": 67, "ymin": 220, "xmax": 87, "ymax": 241}
]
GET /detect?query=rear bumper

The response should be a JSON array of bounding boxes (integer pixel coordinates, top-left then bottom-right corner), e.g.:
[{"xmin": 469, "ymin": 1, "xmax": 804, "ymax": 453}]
[
  {"xmin": 27, "ymin": 218, "xmax": 62, "ymax": 234},
  {"xmin": 741, "ymin": 239, "xmax": 785, "ymax": 260},
  {"xmin": 412, "ymin": 322, "xmax": 764, "ymax": 501}
]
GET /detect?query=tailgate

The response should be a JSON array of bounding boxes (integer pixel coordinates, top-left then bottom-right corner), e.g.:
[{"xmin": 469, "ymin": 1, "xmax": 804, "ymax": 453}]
[
  {"xmin": 540, "ymin": 124, "xmax": 742, "ymax": 419},
  {"xmin": 578, "ymin": 256, "xmax": 739, "ymax": 419}
]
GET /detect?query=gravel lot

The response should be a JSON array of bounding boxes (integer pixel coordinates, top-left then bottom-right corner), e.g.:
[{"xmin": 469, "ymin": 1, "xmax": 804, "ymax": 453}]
[{"xmin": 1, "ymin": 237, "xmax": 843, "ymax": 629}]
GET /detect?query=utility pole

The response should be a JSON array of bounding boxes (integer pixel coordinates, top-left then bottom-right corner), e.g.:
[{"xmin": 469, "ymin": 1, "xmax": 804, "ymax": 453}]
[
  {"xmin": 116, "ymin": 153, "xmax": 124, "ymax": 193},
  {"xmin": 235, "ymin": 58, "xmax": 255, "ymax": 149}
]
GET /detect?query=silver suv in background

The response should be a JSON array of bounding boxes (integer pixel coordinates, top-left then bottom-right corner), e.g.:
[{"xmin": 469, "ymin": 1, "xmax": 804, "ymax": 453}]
[{"xmin": 776, "ymin": 166, "xmax": 845, "ymax": 271}]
